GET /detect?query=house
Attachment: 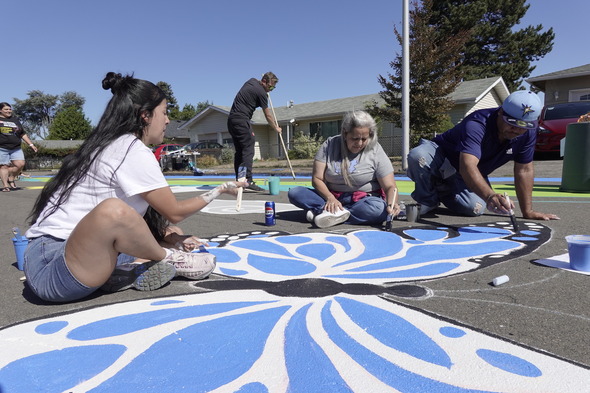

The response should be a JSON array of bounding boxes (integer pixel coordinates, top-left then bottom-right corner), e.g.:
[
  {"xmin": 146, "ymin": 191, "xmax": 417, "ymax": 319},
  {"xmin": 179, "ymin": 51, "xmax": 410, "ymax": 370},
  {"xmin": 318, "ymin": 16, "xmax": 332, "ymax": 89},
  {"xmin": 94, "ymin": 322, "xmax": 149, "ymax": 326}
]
[
  {"xmin": 526, "ymin": 63, "xmax": 590, "ymax": 105},
  {"xmin": 163, "ymin": 119, "xmax": 190, "ymax": 145},
  {"xmin": 176, "ymin": 77, "xmax": 510, "ymax": 159}
]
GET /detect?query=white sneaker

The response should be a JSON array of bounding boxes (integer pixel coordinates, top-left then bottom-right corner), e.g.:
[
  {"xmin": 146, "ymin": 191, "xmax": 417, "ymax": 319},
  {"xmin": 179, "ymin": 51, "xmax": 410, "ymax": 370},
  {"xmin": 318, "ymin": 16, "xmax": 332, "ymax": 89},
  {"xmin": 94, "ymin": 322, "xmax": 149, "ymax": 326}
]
[
  {"xmin": 163, "ymin": 249, "xmax": 216, "ymax": 280},
  {"xmin": 306, "ymin": 210, "xmax": 315, "ymax": 223},
  {"xmin": 314, "ymin": 209, "xmax": 350, "ymax": 228},
  {"xmin": 101, "ymin": 260, "xmax": 176, "ymax": 292}
]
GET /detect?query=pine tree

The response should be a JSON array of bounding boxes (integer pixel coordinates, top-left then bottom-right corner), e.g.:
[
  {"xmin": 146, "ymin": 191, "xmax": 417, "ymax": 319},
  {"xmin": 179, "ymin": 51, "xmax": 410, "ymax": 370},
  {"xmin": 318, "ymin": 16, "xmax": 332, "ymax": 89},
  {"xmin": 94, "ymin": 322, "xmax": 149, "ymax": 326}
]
[
  {"xmin": 46, "ymin": 106, "xmax": 92, "ymax": 140},
  {"xmin": 430, "ymin": 0, "xmax": 554, "ymax": 91},
  {"xmin": 368, "ymin": 0, "xmax": 470, "ymax": 146}
]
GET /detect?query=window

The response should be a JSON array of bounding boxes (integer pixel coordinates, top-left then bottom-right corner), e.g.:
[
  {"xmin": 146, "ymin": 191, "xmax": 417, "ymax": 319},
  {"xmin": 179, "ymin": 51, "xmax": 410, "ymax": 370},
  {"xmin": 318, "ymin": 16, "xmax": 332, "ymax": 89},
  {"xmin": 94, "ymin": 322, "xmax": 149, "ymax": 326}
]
[{"xmin": 310, "ymin": 120, "xmax": 341, "ymax": 139}]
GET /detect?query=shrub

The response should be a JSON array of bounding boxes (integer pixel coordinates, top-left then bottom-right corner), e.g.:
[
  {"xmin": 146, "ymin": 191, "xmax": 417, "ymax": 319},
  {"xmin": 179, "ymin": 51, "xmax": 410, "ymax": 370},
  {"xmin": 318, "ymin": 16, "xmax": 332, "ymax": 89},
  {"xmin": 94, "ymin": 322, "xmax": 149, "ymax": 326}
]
[
  {"xmin": 197, "ymin": 154, "xmax": 219, "ymax": 168},
  {"xmin": 220, "ymin": 144, "xmax": 235, "ymax": 164},
  {"xmin": 288, "ymin": 132, "xmax": 323, "ymax": 159}
]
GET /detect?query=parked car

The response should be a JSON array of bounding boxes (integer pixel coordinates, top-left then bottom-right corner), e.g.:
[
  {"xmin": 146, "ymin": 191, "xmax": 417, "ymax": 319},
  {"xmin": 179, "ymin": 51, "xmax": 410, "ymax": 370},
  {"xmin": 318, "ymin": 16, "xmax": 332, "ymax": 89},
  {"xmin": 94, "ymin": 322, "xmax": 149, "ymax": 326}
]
[
  {"xmin": 535, "ymin": 101, "xmax": 590, "ymax": 154},
  {"xmin": 181, "ymin": 141, "xmax": 224, "ymax": 159},
  {"xmin": 152, "ymin": 144, "xmax": 183, "ymax": 162}
]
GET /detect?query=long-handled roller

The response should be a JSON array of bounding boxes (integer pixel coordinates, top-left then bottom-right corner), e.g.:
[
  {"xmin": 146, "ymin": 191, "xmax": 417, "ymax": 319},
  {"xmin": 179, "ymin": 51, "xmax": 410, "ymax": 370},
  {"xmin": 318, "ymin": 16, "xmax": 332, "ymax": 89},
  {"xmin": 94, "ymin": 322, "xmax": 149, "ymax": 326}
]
[{"xmin": 268, "ymin": 93, "xmax": 296, "ymax": 179}]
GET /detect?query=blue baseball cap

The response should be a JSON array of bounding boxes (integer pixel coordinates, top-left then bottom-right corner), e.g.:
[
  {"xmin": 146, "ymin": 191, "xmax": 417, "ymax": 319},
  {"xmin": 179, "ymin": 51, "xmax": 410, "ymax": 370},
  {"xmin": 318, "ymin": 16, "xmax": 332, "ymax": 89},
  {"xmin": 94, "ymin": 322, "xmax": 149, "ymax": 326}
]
[{"xmin": 501, "ymin": 90, "xmax": 543, "ymax": 129}]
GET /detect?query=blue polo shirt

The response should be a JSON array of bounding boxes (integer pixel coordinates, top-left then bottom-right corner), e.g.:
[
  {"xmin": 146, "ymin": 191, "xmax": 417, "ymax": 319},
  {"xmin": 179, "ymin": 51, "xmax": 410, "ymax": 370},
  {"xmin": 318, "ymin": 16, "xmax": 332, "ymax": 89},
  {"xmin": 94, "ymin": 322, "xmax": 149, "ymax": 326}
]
[{"xmin": 432, "ymin": 108, "xmax": 537, "ymax": 177}]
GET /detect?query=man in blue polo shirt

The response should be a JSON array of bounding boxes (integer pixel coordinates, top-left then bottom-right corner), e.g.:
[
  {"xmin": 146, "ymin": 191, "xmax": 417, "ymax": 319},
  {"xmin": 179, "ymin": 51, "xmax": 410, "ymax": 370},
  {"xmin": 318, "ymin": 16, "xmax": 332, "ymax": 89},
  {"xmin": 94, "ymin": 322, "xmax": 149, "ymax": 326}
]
[{"xmin": 407, "ymin": 90, "xmax": 559, "ymax": 221}]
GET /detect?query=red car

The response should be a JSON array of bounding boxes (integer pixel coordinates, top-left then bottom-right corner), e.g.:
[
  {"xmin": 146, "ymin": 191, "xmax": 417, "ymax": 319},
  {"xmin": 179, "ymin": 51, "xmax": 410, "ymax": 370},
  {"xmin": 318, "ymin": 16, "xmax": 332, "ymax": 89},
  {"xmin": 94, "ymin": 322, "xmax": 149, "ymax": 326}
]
[
  {"xmin": 535, "ymin": 101, "xmax": 590, "ymax": 154},
  {"xmin": 152, "ymin": 144, "xmax": 183, "ymax": 162}
]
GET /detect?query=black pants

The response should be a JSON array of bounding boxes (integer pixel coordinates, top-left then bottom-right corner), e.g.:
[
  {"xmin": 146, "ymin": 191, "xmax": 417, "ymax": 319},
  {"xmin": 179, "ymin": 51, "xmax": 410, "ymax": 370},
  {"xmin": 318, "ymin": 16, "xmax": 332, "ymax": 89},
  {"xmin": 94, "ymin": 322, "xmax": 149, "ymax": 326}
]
[{"xmin": 227, "ymin": 117, "xmax": 255, "ymax": 181}]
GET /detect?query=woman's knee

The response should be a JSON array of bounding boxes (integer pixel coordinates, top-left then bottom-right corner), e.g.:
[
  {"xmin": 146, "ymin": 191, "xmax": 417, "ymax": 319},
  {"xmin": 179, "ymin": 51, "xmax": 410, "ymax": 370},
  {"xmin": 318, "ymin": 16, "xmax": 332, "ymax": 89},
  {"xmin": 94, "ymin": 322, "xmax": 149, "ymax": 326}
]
[{"xmin": 94, "ymin": 198, "xmax": 140, "ymax": 224}]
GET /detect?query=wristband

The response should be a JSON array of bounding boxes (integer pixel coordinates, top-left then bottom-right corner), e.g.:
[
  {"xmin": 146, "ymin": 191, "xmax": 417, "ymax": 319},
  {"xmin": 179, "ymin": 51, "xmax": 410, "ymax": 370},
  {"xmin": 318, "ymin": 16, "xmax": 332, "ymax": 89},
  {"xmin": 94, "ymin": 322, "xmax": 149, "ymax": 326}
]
[{"xmin": 29, "ymin": 144, "xmax": 34, "ymax": 147}]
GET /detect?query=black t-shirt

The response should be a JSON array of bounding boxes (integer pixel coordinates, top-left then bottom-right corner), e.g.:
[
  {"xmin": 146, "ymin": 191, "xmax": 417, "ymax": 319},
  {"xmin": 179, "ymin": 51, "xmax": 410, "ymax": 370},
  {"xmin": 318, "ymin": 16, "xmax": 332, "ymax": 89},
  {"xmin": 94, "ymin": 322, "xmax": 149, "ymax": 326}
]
[
  {"xmin": 228, "ymin": 78, "xmax": 268, "ymax": 120},
  {"xmin": 0, "ymin": 116, "xmax": 26, "ymax": 150}
]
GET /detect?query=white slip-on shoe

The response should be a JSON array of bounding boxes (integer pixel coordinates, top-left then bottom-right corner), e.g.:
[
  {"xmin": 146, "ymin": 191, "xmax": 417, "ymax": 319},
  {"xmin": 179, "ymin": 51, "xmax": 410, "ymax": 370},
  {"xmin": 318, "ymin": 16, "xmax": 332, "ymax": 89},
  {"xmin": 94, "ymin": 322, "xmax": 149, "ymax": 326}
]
[
  {"xmin": 306, "ymin": 210, "xmax": 315, "ymax": 223},
  {"xmin": 314, "ymin": 209, "xmax": 351, "ymax": 229}
]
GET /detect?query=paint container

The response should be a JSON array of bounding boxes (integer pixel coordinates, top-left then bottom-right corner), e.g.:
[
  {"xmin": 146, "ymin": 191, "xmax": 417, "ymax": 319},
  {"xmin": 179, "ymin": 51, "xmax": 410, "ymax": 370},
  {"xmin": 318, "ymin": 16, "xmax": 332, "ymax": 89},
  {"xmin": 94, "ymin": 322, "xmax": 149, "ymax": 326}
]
[
  {"xmin": 492, "ymin": 275, "xmax": 509, "ymax": 286},
  {"xmin": 406, "ymin": 203, "xmax": 420, "ymax": 222},
  {"xmin": 565, "ymin": 235, "xmax": 590, "ymax": 272},
  {"xmin": 12, "ymin": 236, "xmax": 29, "ymax": 271},
  {"xmin": 265, "ymin": 176, "xmax": 280, "ymax": 195},
  {"xmin": 265, "ymin": 201, "xmax": 276, "ymax": 226}
]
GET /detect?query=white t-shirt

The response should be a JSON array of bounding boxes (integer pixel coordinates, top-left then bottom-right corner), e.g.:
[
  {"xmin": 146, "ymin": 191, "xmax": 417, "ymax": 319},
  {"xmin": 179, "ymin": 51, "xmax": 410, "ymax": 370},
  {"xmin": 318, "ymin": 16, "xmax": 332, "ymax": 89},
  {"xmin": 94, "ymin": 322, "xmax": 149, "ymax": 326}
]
[
  {"xmin": 315, "ymin": 135, "xmax": 393, "ymax": 193},
  {"xmin": 26, "ymin": 134, "xmax": 169, "ymax": 240}
]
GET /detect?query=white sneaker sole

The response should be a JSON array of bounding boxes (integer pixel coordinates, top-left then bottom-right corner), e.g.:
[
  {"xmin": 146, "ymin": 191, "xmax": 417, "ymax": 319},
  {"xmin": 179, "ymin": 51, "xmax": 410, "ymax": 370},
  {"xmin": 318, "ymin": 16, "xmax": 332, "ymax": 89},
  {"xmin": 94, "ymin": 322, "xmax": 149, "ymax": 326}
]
[{"xmin": 314, "ymin": 210, "xmax": 351, "ymax": 228}]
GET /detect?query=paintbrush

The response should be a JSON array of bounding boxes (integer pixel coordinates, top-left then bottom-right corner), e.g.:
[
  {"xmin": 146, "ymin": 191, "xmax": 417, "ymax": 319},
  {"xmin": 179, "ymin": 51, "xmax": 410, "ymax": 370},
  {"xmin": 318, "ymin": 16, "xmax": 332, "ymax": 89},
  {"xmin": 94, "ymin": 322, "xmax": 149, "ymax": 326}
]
[
  {"xmin": 503, "ymin": 192, "xmax": 519, "ymax": 232},
  {"xmin": 384, "ymin": 188, "xmax": 398, "ymax": 231},
  {"xmin": 236, "ymin": 166, "xmax": 247, "ymax": 211}
]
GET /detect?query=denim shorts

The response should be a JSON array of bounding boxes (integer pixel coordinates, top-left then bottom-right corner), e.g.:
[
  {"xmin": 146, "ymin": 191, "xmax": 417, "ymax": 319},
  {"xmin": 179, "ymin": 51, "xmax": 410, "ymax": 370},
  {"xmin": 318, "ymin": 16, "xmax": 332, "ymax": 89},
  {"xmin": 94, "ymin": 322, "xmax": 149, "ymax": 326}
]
[
  {"xmin": 24, "ymin": 236, "xmax": 137, "ymax": 303},
  {"xmin": 0, "ymin": 147, "xmax": 25, "ymax": 165}
]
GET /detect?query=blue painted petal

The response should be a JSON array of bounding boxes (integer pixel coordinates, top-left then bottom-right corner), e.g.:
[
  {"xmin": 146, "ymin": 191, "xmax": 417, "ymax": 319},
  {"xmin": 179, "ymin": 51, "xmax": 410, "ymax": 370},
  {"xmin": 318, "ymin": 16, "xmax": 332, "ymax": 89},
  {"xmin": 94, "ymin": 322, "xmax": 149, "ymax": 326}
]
[
  {"xmin": 439, "ymin": 327, "xmax": 466, "ymax": 338},
  {"xmin": 334, "ymin": 231, "xmax": 402, "ymax": 267},
  {"xmin": 218, "ymin": 267, "xmax": 248, "ymax": 275},
  {"xmin": 232, "ymin": 239, "xmax": 296, "ymax": 258},
  {"xmin": 68, "ymin": 301, "xmax": 275, "ymax": 341},
  {"xmin": 276, "ymin": 235, "xmax": 313, "ymax": 244},
  {"xmin": 35, "ymin": 320, "xmax": 68, "ymax": 335},
  {"xmin": 321, "ymin": 301, "xmax": 494, "ymax": 392},
  {"xmin": 88, "ymin": 306, "xmax": 290, "ymax": 393},
  {"xmin": 0, "ymin": 345, "xmax": 125, "ymax": 392},
  {"xmin": 248, "ymin": 254, "xmax": 316, "ymax": 276},
  {"xmin": 285, "ymin": 304, "xmax": 354, "ymax": 392},
  {"xmin": 476, "ymin": 349, "xmax": 542, "ymax": 377},
  {"xmin": 150, "ymin": 299, "xmax": 184, "ymax": 306},
  {"xmin": 234, "ymin": 382, "xmax": 270, "ymax": 392},
  {"xmin": 445, "ymin": 227, "xmax": 510, "ymax": 243},
  {"xmin": 327, "ymin": 263, "xmax": 461, "ymax": 279},
  {"xmin": 404, "ymin": 229, "xmax": 449, "ymax": 242},
  {"xmin": 336, "ymin": 297, "xmax": 452, "ymax": 368},
  {"xmin": 296, "ymin": 243, "xmax": 336, "ymax": 262},
  {"xmin": 326, "ymin": 236, "xmax": 352, "ymax": 252},
  {"xmin": 209, "ymin": 248, "xmax": 241, "ymax": 263}
]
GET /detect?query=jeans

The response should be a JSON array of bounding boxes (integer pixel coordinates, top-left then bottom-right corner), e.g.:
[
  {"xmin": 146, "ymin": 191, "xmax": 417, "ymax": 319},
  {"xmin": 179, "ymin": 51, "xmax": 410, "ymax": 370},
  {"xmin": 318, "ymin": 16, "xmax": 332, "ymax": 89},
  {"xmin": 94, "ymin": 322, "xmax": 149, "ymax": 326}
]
[
  {"xmin": 24, "ymin": 236, "xmax": 138, "ymax": 303},
  {"xmin": 288, "ymin": 186, "xmax": 388, "ymax": 225},
  {"xmin": 406, "ymin": 139, "xmax": 487, "ymax": 217}
]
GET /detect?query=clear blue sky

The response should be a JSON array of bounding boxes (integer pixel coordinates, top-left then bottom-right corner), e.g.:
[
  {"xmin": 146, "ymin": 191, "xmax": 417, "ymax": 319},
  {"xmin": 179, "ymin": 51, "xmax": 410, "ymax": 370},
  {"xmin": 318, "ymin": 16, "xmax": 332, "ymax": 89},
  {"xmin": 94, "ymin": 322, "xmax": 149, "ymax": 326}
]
[{"xmin": 4, "ymin": 0, "xmax": 588, "ymax": 128}]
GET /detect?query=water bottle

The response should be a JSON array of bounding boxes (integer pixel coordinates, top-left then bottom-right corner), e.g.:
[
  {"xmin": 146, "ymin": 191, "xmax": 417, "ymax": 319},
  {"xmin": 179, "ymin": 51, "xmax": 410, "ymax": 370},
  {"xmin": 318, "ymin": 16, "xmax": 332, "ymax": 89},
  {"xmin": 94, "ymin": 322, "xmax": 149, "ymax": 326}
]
[{"xmin": 397, "ymin": 201, "xmax": 406, "ymax": 220}]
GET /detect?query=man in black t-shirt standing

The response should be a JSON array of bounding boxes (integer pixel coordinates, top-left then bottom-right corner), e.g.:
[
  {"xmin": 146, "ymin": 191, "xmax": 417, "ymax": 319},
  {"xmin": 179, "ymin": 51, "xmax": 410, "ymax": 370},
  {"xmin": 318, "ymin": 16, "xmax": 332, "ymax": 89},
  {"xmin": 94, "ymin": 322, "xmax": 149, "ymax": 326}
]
[{"xmin": 227, "ymin": 72, "xmax": 282, "ymax": 191}]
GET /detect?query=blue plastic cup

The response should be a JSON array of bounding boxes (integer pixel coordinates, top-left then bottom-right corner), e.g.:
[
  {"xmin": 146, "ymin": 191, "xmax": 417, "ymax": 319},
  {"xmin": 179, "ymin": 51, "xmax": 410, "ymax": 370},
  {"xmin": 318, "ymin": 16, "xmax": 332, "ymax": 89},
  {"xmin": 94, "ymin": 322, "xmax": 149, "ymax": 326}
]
[
  {"xmin": 12, "ymin": 236, "xmax": 29, "ymax": 271},
  {"xmin": 265, "ymin": 176, "xmax": 281, "ymax": 195},
  {"xmin": 566, "ymin": 235, "xmax": 590, "ymax": 272}
]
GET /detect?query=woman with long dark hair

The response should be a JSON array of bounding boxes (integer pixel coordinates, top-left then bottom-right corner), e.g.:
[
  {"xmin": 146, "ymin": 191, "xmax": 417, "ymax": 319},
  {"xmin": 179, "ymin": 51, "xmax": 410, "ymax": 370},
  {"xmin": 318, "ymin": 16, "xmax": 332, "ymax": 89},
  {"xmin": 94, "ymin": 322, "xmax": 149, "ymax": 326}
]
[{"xmin": 24, "ymin": 72, "xmax": 245, "ymax": 303}]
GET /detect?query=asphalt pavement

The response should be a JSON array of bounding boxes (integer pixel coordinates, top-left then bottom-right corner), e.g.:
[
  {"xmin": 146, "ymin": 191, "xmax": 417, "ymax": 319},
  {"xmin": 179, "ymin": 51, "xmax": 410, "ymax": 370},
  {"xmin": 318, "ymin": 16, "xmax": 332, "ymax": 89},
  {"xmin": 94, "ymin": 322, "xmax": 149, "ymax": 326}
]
[{"xmin": 1, "ymin": 158, "xmax": 589, "ymax": 369}]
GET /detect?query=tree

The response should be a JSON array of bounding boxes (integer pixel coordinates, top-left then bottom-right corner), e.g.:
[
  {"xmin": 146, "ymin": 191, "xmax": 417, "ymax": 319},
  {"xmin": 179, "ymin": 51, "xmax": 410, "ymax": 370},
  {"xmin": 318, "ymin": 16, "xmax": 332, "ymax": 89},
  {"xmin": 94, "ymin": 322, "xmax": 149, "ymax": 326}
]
[
  {"xmin": 13, "ymin": 90, "xmax": 87, "ymax": 139},
  {"xmin": 368, "ymin": 0, "xmax": 470, "ymax": 146},
  {"xmin": 157, "ymin": 81, "xmax": 179, "ymax": 118},
  {"xmin": 13, "ymin": 90, "xmax": 58, "ymax": 139},
  {"xmin": 46, "ymin": 106, "xmax": 92, "ymax": 140},
  {"xmin": 177, "ymin": 104, "xmax": 197, "ymax": 121},
  {"xmin": 430, "ymin": 0, "xmax": 554, "ymax": 91}
]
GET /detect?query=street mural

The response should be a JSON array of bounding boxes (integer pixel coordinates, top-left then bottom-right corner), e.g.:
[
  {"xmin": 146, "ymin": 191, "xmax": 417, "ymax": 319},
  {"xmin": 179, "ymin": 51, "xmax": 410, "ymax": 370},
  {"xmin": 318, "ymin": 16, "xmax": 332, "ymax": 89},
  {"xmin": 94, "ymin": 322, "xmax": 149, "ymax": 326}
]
[{"xmin": 2, "ymin": 221, "xmax": 589, "ymax": 392}]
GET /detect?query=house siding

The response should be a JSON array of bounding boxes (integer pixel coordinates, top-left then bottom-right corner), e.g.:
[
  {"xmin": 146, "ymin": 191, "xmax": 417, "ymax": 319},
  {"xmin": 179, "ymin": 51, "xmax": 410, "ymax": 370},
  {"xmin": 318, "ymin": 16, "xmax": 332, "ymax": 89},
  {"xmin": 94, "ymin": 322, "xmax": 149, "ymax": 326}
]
[
  {"xmin": 543, "ymin": 76, "xmax": 590, "ymax": 106},
  {"xmin": 186, "ymin": 111, "xmax": 229, "ymax": 144}
]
